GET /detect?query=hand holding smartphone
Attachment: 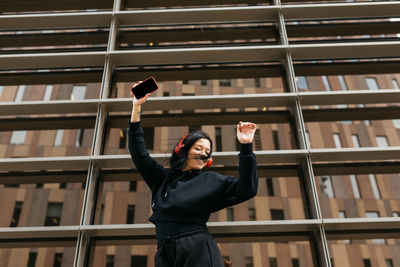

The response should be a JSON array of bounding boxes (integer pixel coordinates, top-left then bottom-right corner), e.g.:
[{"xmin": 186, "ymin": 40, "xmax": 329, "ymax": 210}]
[{"xmin": 131, "ymin": 76, "xmax": 159, "ymax": 99}]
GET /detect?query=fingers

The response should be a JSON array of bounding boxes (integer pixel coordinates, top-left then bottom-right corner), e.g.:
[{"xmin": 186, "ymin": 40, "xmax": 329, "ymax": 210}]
[{"xmin": 237, "ymin": 121, "xmax": 257, "ymax": 132}]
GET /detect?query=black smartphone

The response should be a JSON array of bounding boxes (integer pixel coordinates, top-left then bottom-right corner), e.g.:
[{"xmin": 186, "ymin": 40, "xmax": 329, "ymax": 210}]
[{"xmin": 131, "ymin": 76, "xmax": 159, "ymax": 99}]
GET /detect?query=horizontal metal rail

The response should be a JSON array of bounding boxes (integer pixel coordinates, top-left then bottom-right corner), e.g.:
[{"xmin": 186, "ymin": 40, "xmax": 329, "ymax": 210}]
[
  {"xmin": 1, "ymin": 90, "xmax": 399, "ymax": 116},
  {"xmin": 2, "ymin": 3, "xmax": 399, "ymax": 30},
  {"xmin": 1, "ymin": 41, "xmax": 399, "ymax": 70},
  {"xmin": 1, "ymin": 147, "xmax": 400, "ymax": 172},
  {"xmin": 1, "ymin": 218, "xmax": 399, "ymax": 247}
]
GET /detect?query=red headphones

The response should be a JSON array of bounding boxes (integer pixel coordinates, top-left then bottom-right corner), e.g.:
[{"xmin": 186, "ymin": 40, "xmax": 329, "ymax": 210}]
[{"xmin": 175, "ymin": 134, "xmax": 213, "ymax": 167}]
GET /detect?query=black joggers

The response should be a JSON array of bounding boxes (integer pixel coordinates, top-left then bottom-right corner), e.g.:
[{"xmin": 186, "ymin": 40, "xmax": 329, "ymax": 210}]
[{"xmin": 155, "ymin": 229, "xmax": 224, "ymax": 267}]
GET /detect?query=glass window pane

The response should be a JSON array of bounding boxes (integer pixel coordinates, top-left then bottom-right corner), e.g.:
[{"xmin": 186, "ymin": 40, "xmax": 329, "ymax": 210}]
[
  {"xmin": 43, "ymin": 85, "xmax": 53, "ymax": 101},
  {"xmin": 321, "ymin": 76, "xmax": 331, "ymax": 91},
  {"xmin": 71, "ymin": 85, "xmax": 87, "ymax": 100},
  {"xmin": 10, "ymin": 130, "xmax": 27, "ymax": 145},
  {"xmin": 333, "ymin": 134, "xmax": 342, "ymax": 148},
  {"xmin": 376, "ymin": 136, "xmax": 389, "ymax": 147},
  {"xmin": 319, "ymin": 176, "xmax": 335, "ymax": 198},
  {"xmin": 351, "ymin": 135, "xmax": 360, "ymax": 148},
  {"xmin": 297, "ymin": 76, "xmax": 308, "ymax": 90},
  {"xmin": 368, "ymin": 174, "xmax": 381, "ymax": 199},
  {"xmin": 14, "ymin": 85, "xmax": 26, "ymax": 102},
  {"xmin": 366, "ymin": 77, "xmax": 379, "ymax": 90},
  {"xmin": 349, "ymin": 175, "xmax": 361, "ymax": 199},
  {"xmin": 392, "ymin": 79, "xmax": 399, "ymax": 89},
  {"xmin": 338, "ymin": 75, "xmax": 348, "ymax": 90},
  {"xmin": 54, "ymin": 129, "xmax": 64, "ymax": 147}
]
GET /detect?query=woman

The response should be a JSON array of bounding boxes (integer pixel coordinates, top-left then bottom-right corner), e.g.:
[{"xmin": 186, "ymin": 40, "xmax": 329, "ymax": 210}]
[{"xmin": 129, "ymin": 85, "xmax": 258, "ymax": 267}]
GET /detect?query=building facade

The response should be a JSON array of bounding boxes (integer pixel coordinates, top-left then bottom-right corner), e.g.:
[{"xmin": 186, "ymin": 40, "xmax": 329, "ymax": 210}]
[{"xmin": 0, "ymin": 0, "xmax": 400, "ymax": 266}]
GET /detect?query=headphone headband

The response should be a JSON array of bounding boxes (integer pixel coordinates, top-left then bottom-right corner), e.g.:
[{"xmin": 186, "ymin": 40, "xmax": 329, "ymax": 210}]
[{"xmin": 174, "ymin": 133, "xmax": 190, "ymax": 154}]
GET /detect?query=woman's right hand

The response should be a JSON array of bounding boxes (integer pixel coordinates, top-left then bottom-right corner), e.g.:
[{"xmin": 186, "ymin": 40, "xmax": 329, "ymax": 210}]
[{"xmin": 130, "ymin": 82, "xmax": 151, "ymax": 106}]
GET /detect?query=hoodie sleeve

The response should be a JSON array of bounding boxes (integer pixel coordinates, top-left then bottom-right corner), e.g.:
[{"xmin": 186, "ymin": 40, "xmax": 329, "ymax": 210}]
[
  {"xmin": 220, "ymin": 143, "xmax": 258, "ymax": 208},
  {"xmin": 128, "ymin": 121, "xmax": 167, "ymax": 190}
]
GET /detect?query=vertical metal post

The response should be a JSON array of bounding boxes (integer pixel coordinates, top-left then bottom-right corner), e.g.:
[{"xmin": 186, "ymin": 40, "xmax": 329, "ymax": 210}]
[
  {"xmin": 73, "ymin": 0, "xmax": 121, "ymax": 266},
  {"xmin": 273, "ymin": 0, "xmax": 331, "ymax": 266}
]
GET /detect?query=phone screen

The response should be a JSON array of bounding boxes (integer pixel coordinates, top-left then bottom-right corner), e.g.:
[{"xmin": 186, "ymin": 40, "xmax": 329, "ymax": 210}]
[{"xmin": 131, "ymin": 76, "xmax": 159, "ymax": 99}]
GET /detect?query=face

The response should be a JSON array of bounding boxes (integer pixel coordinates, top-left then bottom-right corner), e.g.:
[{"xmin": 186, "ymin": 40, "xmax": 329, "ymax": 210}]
[{"xmin": 182, "ymin": 138, "xmax": 211, "ymax": 171}]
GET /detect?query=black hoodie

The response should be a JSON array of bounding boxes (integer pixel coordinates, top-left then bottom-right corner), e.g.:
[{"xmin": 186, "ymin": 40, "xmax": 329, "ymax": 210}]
[{"xmin": 128, "ymin": 122, "xmax": 258, "ymax": 235}]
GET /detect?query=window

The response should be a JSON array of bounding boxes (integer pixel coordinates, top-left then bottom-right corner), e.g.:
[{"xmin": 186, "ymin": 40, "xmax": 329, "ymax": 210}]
[
  {"xmin": 332, "ymin": 134, "xmax": 342, "ymax": 148},
  {"xmin": 393, "ymin": 120, "xmax": 400, "ymax": 129},
  {"xmin": 0, "ymin": 85, "xmax": 4, "ymax": 99},
  {"xmin": 266, "ymin": 178, "xmax": 274, "ymax": 196},
  {"xmin": 245, "ymin": 256, "xmax": 254, "ymax": 267},
  {"xmin": 43, "ymin": 85, "xmax": 53, "ymax": 101},
  {"xmin": 386, "ymin": 259, "xmax": 394, "ymax": 267},
  {"xmin": 349, "ymin": 175, "xmax": 361, "ymax": 199},
  {"xmin": 226, "ymin": 207, "xmax": 234, "ymax": 221},
  {"xmin": 131, "ymin": 256, "xmax": 147, "ymax": 267},
  {"xmin": 75, "ymin": 129, "xmax": 84, "ymax": 147},
  {"xmin": 45, "ymin": 203, "xmax": 63, "ymax": 226},
  {"xmin": 270, "ymin": 209, "xmax": 285, "ymax": 220},
  {"xmin": 106, "ymin": 255, "xmax": 114, "ymax": 267},
  {"xmin": 15, "ymin": 85, "xmax": 26, "ymax": 102},
  {"xmin": 352, "ymin": 134, "xmax": 360, "ymax": 148},
  {"xmin": 319, "ymin": 176, "xmax": 335, "ymax": 198},
  {"xmin": 126, "ymin": 205, "xmax": 135, "ymax": 224},
  {"xmin": 254, "ymin": 78, "xmax": 260, "ymax": 88},
  {"xmin": 182, "ymin": 80, "xmax": 189, "ymax": 84},
  {"xmin": 248, "ymin": 208, "xmax": 256, "ymax": 221},
  {"xmin": 338, "ymin": 75, "xmax": 348, "ymax": 90},
  {"xmin": 272, "ymin": 130, "xmax": 280, "ymax": 150},
  {"xmin": 393, "ymin": 212, "xmax": 400, "ymax": 217},
  {"xmin": 215, "ymin": 127, "xmax": 222, "ymax": 151},
  {"xmin": 366, "ymin": 77, "xmax": 379, "ymax": 90},
  {"xmin": 129, "ymin": 181, "xmax": 137, "ymax": 192},
  {"xmin": 10, "ymin": 201, "xmax": 23, "ymax": 227},
  {"xmin": 53, "ymin": 253, "xmax": 63, "ymax": 267},
  {"xmin": 54, "ymin": 130, "xmax": 64, "ymax": 146},
  {"xmin": 392, "ymin": 79, "xmax": 399, "ymax": 89},
  {"xmin": 71, "ymin": 85, "xmax": 86, "ymax": 100},
  {"xmin": 201, "ymin": 80, "xmax": 207, "ymax": 86},
  {"xmin": 321, "ymin": 76, "xmax": 331, "ymax": 91},
  {"xmin": 27, "ymin": 252, "xmax": 37, "ymax": 267},
  {"xmin": 368, "ymin": 174, "xmax": 381, "ymax": 199},
  {"xmin": 10, "ymin": 130, "xmax": 27, "ymax": 145},
  {"xmin": 119, "ymin": 129, "xmax": 127, "ymax": 149},
  {"xmin": 292, "ymin": 259, "xmax": 299, "ymax": 267},
  {"xmin": 338, "ymin": 210, "xmax": 346, "ymax": 218},
  {"xmin": 376, "ymin": 136, "xmax": 389, "ymax": 147},
  {"xmin": 269, "ymin": 258, "xmax": 278, "ymax": 267},
  {"xmin": 296, "ymin": 76, "xmax": 308, "ymax": 90},
  {"xmin": 219, "ymin": 79, "xmax": 231, "ymax": 87},
  {"xmin": 363, "ymin": 259, "xmax": 372, "ymax": 267}
]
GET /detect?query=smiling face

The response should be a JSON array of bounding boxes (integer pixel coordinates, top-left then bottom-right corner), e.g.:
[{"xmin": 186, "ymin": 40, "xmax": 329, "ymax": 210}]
[{"xmin": 182, "ymin": 138, "xmax": 211, "ymax": 172}]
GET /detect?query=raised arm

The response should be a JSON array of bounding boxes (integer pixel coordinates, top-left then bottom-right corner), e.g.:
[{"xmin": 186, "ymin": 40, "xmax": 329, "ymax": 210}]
[
  {"xmin": 214, "ymin": 122, "xmax": 258, "ymax": 210},
  {"xmin": 128, "ymin": 87, "xmax": 166, "ymax": 190}
]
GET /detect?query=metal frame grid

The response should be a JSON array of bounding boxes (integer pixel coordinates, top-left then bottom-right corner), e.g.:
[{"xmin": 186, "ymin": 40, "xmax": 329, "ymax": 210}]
[{"xmin": 1, "ymin": 1, "xmax": 400, "ymax": 266}]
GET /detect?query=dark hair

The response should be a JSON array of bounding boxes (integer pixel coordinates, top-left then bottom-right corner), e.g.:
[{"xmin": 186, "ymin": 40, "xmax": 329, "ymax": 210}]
[{"xmin": 170, "ymin": 130, "xmax": 213, "ymax": 172}]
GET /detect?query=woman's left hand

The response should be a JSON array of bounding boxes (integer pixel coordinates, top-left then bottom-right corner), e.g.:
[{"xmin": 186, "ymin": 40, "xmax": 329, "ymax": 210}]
[{"xmin": 237, "ymin": 121, "xmax": 257, "ymax": 144}]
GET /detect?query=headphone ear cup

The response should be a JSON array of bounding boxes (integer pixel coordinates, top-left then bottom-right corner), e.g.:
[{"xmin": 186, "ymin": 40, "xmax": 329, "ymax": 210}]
[{"xmin": 205, "ymin": 157, "xmax": 213, "ymax": 167}]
